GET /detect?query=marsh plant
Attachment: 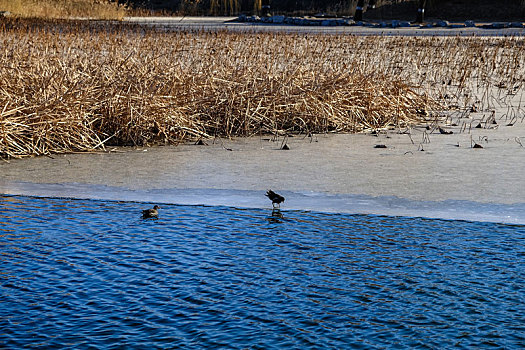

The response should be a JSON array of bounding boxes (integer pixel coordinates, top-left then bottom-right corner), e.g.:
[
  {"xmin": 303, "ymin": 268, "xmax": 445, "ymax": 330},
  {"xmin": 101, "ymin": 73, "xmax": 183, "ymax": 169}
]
[{"xmin": 0, "ymin": 19, "xmax": 523, "ymax": 158}]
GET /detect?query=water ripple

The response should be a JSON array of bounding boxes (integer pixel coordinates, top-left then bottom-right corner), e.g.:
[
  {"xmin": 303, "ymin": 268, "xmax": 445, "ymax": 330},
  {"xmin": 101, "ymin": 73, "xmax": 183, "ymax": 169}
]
[{"xmin": 1, "ymin": 195, "xmax": 524, "ymax": 348}]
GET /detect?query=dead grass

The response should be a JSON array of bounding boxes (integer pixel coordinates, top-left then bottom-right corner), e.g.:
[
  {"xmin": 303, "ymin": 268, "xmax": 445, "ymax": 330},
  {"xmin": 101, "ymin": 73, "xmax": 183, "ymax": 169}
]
[
  {"xmin": 1, "ymin": 19, "xmax": 523, "ymax": 159},
  {"xmin": 0, "ymin": 0, "xmax": 127, "ymax": 20}
]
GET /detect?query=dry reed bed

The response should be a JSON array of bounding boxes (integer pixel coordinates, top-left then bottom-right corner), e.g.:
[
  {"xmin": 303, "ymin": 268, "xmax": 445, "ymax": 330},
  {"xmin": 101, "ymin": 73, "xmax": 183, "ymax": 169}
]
[
  {"xmin": 0, "ymin": 0, "xmax": 126, "ymax": 20},
  {"xmin": 1, "ymin": 19, "xmax": 524, "ymax": 158}
]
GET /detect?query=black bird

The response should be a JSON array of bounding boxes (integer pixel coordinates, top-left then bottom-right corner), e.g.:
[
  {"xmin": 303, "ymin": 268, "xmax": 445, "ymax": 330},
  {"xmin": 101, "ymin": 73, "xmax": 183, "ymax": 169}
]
[
  {"xmin": 142, "ymin": 205, "xmax": 160, "ymax": 219},
  {"xmin": 266, "ymin": 190, "xmax": 285, "ymax": 209}
]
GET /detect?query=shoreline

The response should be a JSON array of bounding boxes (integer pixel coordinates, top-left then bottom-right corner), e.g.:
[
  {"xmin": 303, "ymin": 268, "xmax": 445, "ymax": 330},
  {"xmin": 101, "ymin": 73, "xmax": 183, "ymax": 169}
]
[
  {"xmin": 3, "ymin": 185, "xmax": 525, "ymax": 225},
  {"xmin": 123, "ymin": 16, "xmax": 525, "ymax": 36}
]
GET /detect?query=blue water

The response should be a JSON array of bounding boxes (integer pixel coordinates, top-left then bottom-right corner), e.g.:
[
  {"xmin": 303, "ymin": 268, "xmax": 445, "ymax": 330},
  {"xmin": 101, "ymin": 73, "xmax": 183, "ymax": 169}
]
[{"xmin": 1, "ymin": 194, "xmax": 525, "ymax": 349}]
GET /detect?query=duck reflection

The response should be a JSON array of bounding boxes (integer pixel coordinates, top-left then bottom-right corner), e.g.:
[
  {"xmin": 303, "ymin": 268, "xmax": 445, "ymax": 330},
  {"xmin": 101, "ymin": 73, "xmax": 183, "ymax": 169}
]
[{"xmin": 267, "ymin": 207, "xmax": 284, "ymax": 223}]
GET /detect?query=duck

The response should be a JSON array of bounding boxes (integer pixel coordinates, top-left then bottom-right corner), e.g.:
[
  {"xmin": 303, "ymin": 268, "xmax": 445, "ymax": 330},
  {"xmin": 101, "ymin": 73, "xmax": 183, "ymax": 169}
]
[
  {"xmin": 142, "ymin": 205, "xmax": 160, "ymax": 219},
  {"xmin": 266, "ymin": 190, "xmax": 285, "ymax": 209}
]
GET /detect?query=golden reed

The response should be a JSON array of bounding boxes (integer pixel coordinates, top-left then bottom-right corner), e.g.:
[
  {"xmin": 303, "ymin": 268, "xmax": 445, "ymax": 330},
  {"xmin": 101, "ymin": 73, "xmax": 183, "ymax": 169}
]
[{"xmin": 1, "ymin": 19, "xmax": 523, "ymax": 158}]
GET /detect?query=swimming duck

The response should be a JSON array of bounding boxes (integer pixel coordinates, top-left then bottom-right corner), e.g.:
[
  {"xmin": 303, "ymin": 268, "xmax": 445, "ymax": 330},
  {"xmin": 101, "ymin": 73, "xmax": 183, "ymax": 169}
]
[
  {"xmin": 142, "ymin": 205, "xmax": 160, "ymax": 219},
  {"xmin": 266, "ymin": 190, "xmax": 285, "ymax": 209}
]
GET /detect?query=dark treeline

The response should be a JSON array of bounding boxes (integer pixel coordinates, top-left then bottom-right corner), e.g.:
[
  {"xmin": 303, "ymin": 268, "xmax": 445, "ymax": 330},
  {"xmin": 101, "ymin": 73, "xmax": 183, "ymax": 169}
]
[
  {"xmin": 122, "ymin": 0, "xmax": 525, "ymax": 20},
  {"xmin": 123, "ymin": 0, "xmax": 354, "ymax": 15}
]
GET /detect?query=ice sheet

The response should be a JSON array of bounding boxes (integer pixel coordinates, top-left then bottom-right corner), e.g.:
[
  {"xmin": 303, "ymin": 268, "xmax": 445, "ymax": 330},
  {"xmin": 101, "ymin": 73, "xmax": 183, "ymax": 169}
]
[{"xmin": 2, "ymin": 120, "xmax": 525, "ymax": 224}]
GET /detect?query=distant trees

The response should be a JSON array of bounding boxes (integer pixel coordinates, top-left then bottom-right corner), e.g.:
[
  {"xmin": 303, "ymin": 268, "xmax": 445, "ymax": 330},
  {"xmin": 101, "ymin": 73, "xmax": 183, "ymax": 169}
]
[
  {"xmin": 415, "ymin": 0, "xmax": 426, "ymax": 22},
  {"xmin": 209, "ymin": 0, "xmax": 239, "ymax": 15},
  {"xmin": 354, "ymin": 0, "xmax": 365, "ymax": 21},
  {"xmin": 122, "ymin": 0, "xmax": 525, "ymax": 17},
  {"xmin": 123, "ymin": 0, "xmax": 353, "ymax": 15}
]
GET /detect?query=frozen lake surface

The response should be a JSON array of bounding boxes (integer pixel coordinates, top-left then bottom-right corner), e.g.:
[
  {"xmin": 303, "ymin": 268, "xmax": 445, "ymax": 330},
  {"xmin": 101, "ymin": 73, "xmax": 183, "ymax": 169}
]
[{"xmin": 2, "ymin": 118, "xmax": 525, "ymax": 224}]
